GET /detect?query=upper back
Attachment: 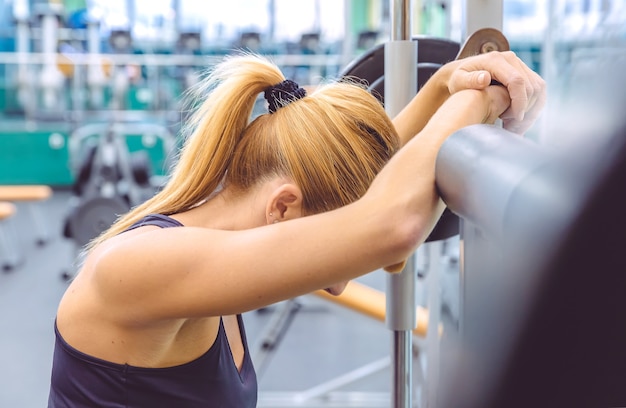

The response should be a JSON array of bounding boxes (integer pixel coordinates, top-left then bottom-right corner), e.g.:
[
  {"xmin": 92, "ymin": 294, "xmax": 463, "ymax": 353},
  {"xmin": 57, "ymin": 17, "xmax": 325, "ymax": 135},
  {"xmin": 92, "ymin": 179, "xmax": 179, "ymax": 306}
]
[
  {"xmin": 50, "ymin": 214, "xmax": 258, "ymax": 407},
  {"xmin": 49, "ymin": 315, "xmax": 257, "ymax": 407}
]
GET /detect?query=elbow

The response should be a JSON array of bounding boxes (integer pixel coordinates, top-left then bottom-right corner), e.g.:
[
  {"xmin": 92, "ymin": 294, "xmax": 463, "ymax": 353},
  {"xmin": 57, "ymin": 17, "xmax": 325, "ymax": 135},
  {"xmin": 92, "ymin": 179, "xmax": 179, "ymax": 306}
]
[{"xmin": 385, "ymin": 212, "xmax": 428, "ymax": 264}]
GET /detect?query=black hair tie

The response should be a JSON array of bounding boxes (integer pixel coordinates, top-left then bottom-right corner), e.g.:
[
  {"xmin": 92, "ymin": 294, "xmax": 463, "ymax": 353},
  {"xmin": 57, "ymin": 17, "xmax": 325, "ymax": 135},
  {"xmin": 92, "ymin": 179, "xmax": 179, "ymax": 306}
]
[{"xmin": 264, "ymin": 79, "xmax": 307, "ymax": 114}]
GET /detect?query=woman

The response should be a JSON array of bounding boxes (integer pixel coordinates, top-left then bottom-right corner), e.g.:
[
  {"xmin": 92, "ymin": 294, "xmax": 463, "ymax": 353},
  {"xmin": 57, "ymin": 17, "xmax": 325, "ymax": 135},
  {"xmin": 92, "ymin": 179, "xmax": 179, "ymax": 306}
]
[{"xmin": 49, "ymin": 51, "xmax": 544, "ymax": 407}]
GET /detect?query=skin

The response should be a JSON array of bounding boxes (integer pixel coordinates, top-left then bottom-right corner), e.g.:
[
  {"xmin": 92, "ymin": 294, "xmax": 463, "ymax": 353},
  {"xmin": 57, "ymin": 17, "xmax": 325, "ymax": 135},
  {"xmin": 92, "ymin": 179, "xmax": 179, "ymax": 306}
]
[{"xmin": 55, "ymin": 52, "xmax": 545, "ymax": 372}]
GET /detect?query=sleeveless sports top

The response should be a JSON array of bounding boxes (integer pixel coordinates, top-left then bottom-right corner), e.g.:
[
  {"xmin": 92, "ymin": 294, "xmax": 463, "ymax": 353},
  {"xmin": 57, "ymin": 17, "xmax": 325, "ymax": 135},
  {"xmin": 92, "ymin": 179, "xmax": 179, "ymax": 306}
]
[{"xmin": 48, "ymin": 214, "xmax": 258, "ymax": 407}]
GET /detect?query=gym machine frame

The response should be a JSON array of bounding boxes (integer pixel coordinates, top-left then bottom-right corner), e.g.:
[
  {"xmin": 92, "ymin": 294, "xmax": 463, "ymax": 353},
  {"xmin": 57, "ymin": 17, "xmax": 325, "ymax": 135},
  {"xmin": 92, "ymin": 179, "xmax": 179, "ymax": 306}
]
[
  {"xmin": 253, "ymin": 1, "xmax": 509, "ymax": 405},
  {"xmin": 384, "ymin": 2, "xmax": 418, "ymax": 408}
]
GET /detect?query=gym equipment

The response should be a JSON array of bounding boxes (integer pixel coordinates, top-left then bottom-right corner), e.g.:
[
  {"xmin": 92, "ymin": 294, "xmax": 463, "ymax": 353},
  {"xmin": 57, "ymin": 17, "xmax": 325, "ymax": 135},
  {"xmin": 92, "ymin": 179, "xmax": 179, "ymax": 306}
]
[
  {"xmin": 340, "ymin": 27, "xmax": 510, "ymax": 244},
  {"xmin": 254, "ymin": 29, "xmax": 462, "ymax": 405},
  {"xmin": 342, "ymin": 35, "xmax": 459, "ymax": 106},
  {"xmin": 314, "ymin": 282, "xmax": 431, "ymax": 338},
  {"xmin": 0, "ymin": 185, "xmax": 52, "ymax": 272},
  {"xmin": 341, "ymin": 35, "xmax": 461, "ymax": 242},
  {"xmin": 0, "ymin": 203, "xmax": 15, "ymax": 219},
  {"xmin": 13, "ymin": 0, "xmax": 34, "ymax": 117},
  {"xmin": 86, "ymin": 21, "xmax": 107, "ymax": 109},
  {"xmin": 0, "ymin": 185, "xmax": 53, "ymax": 246},
  {"xmin": 254, "ymin": 24, "xmax": 511, "ymax": 408},
  {"xmin": 435, "ymin": 123, "xmax": 626, "ymax": 407},
  {"xmin": 66, "ymin": 196, "xmax": 129, "ymax": 249},
  {"xmin": 34, "ymin": 3, "xmax": 66, "ymax": 111},
  {"xmin": 253, "ymin": 34, "xmax": 462, "ymax": 407},
  {"xmin": 62, "ymin": 122, "xmax": 175, "ymax": 276},
  {"xmin": 378, "ymin": 7, "xmax": 511, "ymax": 404},
  {"xmin": 0, "ymin": 201, "xmax": 18, "ymax": 271},
  {"xmin": 456, "ymin": 28, "xmax": 510, "ymax": 59},
  {"xmin": 383, "ymin": 6, "xmax": 419, "ymax": 404},
  {"xmin": 434, "ymin": 51, "xmax": 626, "ymax": 407}
]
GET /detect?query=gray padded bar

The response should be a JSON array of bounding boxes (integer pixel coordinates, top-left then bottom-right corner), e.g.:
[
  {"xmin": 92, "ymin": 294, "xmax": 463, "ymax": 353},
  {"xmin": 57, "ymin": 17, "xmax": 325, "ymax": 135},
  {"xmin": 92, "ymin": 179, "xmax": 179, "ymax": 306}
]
[{"xmin": 435, "ymin": 124, "xmax": 563, "ymax": 238}]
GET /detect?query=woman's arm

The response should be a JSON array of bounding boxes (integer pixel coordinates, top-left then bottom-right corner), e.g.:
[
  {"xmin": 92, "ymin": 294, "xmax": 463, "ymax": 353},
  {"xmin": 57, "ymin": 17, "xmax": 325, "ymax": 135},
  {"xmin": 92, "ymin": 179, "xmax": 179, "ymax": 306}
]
[
  {"xmin": 392, "ymin": 61, "xmax": 453, "ymax": 146},
  {"xmin": 393, "ymin": 51, "xmax": 546, "ymax": 146},
  {"xmin": 93, "ymin": 87, "xmax": 510, "ymax": 323},
  {"xmin": 374, "ymin": 85, "xmax": 510, "ymax": 237}
]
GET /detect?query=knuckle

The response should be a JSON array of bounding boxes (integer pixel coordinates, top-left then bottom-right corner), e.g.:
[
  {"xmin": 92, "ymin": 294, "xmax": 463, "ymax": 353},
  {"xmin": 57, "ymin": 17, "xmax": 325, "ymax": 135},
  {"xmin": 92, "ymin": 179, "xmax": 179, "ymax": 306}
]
[
  {"xmin": 536, "ymin": 76, "xmax": 547, "ymax": 91},
  {"xmin": 534, "ymin": 81, "xmax": 544, "ymax": 95},
  {"xmin": 510, "ymin": 74, "xmax": 526, "ymax": 88},
  {"xmin": 502, "ymin": 50, "xmax": 517, "ymax": 59}
]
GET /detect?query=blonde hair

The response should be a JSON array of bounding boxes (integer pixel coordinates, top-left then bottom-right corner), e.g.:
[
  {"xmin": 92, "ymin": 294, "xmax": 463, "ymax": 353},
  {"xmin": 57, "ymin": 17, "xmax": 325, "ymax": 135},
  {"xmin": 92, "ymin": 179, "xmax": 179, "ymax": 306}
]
[{"xmin": 88, "ymin": 54, "xmax": 399, "ymax": 249}]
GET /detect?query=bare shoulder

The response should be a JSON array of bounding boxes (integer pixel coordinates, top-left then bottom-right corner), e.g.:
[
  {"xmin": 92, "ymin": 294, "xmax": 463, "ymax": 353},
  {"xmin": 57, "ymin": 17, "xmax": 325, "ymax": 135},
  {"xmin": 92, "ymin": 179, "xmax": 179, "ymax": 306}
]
[
  {"xmin": 92, "ymin": 224, "xmax": 232, "ymax": 282},
  {"xmin": 88, "ymin": 225, "xmax": 239, "ymax": 321},
  {"xmin": 75, "ymin": 206, "xmax": 406, "ymax": 320}
]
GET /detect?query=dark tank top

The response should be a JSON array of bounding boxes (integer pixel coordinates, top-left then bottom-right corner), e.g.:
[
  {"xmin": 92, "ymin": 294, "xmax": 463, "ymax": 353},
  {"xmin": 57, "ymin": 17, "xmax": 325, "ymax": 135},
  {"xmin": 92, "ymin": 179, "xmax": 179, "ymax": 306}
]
[{"xmin": 48, "ymin": 214, "xmax": 258, "ymax": 407}]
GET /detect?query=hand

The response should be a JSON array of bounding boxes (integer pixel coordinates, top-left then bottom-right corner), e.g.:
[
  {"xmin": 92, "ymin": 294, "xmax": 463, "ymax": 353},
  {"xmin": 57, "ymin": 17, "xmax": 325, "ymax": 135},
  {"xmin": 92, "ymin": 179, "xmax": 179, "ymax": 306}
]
[
  {"xmin": 481, "ymin": 84, "xmax": 512, "ymax": 125},
  {"xmin": 445, "ymin": 51, "xmax": 546, "ymax": 135}
]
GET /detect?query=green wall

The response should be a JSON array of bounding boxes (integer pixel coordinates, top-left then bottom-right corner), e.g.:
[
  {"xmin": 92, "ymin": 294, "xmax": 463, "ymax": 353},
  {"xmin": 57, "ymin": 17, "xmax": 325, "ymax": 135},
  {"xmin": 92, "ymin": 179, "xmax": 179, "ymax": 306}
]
[
  {"xmin": 0, "ymin": 123, "xmax": 173, "ymax": 186},
  {"xmin": 0, "ymin": 127, "xmax": 73, "ymax": 185}
]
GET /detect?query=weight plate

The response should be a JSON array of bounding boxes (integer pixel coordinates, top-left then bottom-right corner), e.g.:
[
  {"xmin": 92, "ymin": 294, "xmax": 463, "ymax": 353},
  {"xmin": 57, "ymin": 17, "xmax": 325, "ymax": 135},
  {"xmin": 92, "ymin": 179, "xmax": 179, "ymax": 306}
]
[
  {"xmin": 341, "ymin": 36, "xmax": 462, "ymax": 241},
  {"xmin": 68, "ymin": 196, "xmax": 130, "ymax": 247}
]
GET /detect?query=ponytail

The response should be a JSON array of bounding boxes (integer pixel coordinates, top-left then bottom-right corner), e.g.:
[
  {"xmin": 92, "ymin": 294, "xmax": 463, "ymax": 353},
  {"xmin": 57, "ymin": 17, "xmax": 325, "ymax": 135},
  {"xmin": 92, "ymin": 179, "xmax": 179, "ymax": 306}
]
[
  {"xmin": 87, "ymin": 54, "xmax": 399, "ymax": 252},
  {"xmin": 87, "ymin": 54, "xmax": 286, "ymax": 250}
]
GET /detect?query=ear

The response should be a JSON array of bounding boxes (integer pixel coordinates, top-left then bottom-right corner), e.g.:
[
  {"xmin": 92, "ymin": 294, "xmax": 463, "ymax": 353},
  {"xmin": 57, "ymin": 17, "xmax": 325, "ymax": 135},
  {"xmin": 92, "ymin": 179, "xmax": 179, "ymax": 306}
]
[{"xmin": 266, "ymin": 183, "xmax": 304, "ymax": 224}]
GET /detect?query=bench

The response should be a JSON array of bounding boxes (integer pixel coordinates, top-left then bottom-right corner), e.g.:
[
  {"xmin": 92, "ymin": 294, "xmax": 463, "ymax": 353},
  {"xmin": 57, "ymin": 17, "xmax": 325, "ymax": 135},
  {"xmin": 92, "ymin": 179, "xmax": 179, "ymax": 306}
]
[
  {"xmin": 0, "ymin": 202, "xmax": 16, "ymax": 220},
  {"xmin": 0, "ymin": 201, "xmax": 19, "ymax": 271},
  {"xmin": 0, "ymin": 185, "xmax": 53, "ymax": 245},
  {"xmin": 314, "ymin": 281, "xmax": 431, "ymax": 337}
]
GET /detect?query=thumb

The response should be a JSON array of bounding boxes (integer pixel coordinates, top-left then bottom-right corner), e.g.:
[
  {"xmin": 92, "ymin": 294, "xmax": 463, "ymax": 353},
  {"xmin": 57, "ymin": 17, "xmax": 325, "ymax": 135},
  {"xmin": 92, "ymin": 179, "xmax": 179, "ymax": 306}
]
[{"xmin": 450, "ymin": 69, "xmax": 492, "ymax": 93}]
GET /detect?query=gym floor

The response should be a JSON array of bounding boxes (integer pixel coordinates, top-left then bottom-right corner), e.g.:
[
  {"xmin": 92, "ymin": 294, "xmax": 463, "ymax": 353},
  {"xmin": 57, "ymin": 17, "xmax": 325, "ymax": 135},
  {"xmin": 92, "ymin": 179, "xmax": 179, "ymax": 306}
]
[{"xmin": 0, "ymin": 189, "xmax": 460, "ymax": 408}]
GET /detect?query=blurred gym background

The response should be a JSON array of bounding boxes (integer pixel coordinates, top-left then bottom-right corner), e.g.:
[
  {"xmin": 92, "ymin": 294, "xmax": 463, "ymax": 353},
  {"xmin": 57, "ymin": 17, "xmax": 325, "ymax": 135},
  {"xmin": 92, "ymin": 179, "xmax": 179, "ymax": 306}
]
[
  {"xmin": 0, "ymin": 1, "xmax": 625, "ymax": 407},
  {"xmin": 0, "ymin": 0, "xmax": 622, "ymax": 188}
]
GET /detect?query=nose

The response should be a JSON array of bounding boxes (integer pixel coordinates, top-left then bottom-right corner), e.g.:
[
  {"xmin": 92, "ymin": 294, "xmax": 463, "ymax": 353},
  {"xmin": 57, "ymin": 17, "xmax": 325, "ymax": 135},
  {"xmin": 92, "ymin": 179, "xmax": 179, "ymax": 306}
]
[{"xmin": 324, "ymin": 281, "xmax": 348, "ymax": 296}]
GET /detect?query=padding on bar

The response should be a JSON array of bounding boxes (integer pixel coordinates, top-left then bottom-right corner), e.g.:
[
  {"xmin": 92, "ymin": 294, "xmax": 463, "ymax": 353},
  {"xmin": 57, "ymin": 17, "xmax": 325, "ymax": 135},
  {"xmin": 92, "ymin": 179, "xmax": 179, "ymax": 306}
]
[
  {"xmin": 314, "ymin": 281, "xmax": 430, "ymax": 337},
  {"xmin": 0, "ymin": 185, "xmax": 53, "ymax": 202},
  {"xmin": 435, "ymin": 124, "xmax": 555, "ymax": 238}
]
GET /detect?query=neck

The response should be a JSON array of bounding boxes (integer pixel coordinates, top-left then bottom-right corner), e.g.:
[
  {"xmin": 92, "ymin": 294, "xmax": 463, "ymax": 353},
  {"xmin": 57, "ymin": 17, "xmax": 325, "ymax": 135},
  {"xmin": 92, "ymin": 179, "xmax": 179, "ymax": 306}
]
[
  {"xmin": 172, "ymin": 186, "xmax": 257, "ymax": 231},
  {"xmin": 172, "ymin": 178, "xmax": 286, "ymax": 230}
]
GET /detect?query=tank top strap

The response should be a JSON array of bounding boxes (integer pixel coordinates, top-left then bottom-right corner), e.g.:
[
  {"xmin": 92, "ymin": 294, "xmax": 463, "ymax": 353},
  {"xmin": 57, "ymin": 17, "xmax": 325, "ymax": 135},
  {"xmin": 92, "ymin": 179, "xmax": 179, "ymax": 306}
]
[{"xmin": 125, "ymin": 214, "xmax": 184, "ymax": 232}]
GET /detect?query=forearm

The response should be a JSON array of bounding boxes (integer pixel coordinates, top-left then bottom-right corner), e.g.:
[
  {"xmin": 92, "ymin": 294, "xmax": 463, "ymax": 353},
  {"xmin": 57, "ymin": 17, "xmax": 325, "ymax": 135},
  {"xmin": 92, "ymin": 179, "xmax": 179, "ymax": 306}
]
[
  {"xmin": 371, "ymin": 88, "xmax": 504, "ymax": 248},
  {"xmin": 392, "ymin": 62, "xmax": 455, "ymax": 146}
]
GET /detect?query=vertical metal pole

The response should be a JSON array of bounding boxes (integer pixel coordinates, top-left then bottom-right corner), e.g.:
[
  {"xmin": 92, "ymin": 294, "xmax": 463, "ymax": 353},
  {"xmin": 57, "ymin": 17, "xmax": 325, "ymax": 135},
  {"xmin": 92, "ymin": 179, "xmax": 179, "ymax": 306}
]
[
  {"xmin": 40, "ymin": 9, "xmax": 63, "ymax": 110},
  {"xmin": 539, "ymin": 0, "xmax": 556, "ymax": 144},
  {"xmin": 385, "ymin": 1, "xmax": 417, "ymax": 407},
  {"xmin": 456, "ymin": 0, "xmax": 505, "ymax": 401},
  {"xmin": 457, "ymin": 0, "xmax": 504, "ymax": 382},
  {"xmin": 267, "ymin": 0, "xmax": 276, "ymax": 42},
  {"xmin": 171, "ymin": 0, "xmax": 181, "ymax": 35},
  {"xmin": 87, "ymin": 21, "xmax": 105, "ymax": 109},
  {"xmin": 126, "ymin": 0, "xmax": 136, "ymax": 32},
  {"xmin": 14, "ymin": 0, "xmax": 32, "ymax": 115},
  {"xmin": 390, "ymin": 0, "xmax": 411, "ymax": 41},
  {"xmin": 387, "ymin": 256, "xmax": 416, "ymax": 408},
  {"xmin": 462, "ymin": 0, "xmax": 503, "ymax": 40},
  {"xmin": 342, "ymin": 0, "xmax": 354, "ymax": 68},
  {"xmin": 425, "ymin": 241, "xmax": 442, "ymax": 407}
]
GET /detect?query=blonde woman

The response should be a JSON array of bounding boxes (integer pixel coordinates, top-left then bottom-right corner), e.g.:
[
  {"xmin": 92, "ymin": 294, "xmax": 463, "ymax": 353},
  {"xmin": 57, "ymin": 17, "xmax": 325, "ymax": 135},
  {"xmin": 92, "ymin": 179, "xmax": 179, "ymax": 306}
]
[{"xmin": 49, "ymin": 52, "xmax": 544, "ymax": 407}]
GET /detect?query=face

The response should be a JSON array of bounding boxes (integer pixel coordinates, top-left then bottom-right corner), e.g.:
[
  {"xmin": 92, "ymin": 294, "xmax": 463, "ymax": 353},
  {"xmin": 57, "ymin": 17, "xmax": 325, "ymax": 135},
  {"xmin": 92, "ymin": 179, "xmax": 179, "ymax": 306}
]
[{"xmin": 324, "ymin": 281, "xmax": 348, "ymax": 296}]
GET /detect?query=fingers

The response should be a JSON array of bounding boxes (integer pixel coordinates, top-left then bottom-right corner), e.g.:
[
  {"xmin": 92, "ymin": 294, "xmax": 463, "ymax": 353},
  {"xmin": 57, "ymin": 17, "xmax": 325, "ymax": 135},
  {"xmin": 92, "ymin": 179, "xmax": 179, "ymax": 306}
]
[
  {"xmin": 482, "ymin": 52, "xmax": 528, "ymax": 122},
  {"xmin": 491, "ymin": 52, "xmax": 543, "ymax": 123},
  {"xmin": 449, "ymin": 69, "xmax": 492, "ymax": 93},
  {"xmin": 484, "ymin": 85, "xmax": 512, "ymax": 123},
  {"xmin": 501, "ymin": 84, "xmax": 547, "ymax": 134},
  {"xmin": 496, "ymin": 54, "xmax": 546, "ymax": 134},
  {"xmin": 449, "ymin": 51, "xmax": 547, "ymax": 135}
]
